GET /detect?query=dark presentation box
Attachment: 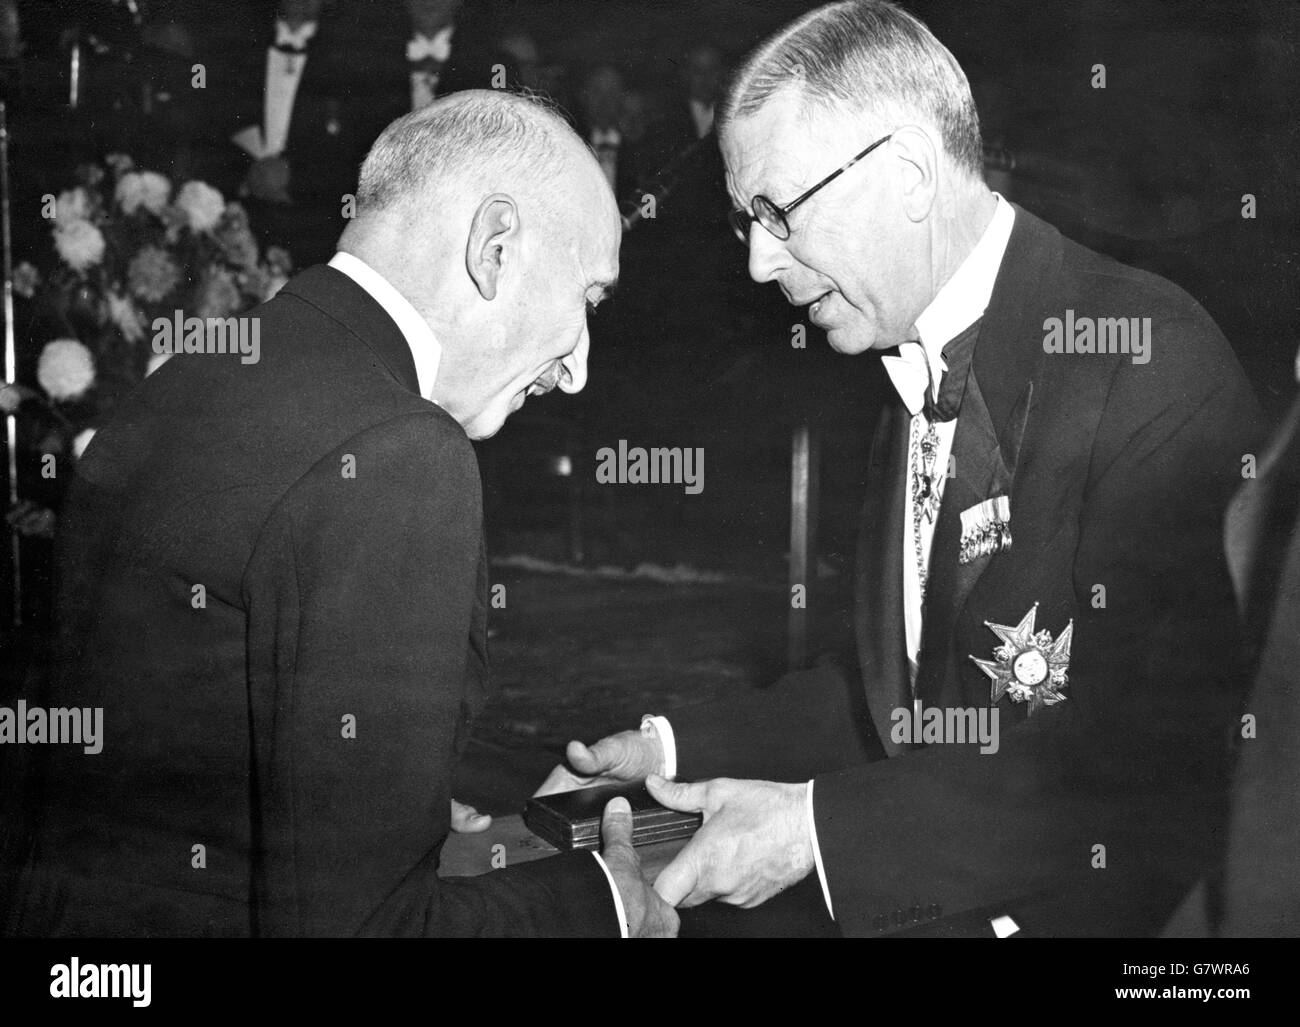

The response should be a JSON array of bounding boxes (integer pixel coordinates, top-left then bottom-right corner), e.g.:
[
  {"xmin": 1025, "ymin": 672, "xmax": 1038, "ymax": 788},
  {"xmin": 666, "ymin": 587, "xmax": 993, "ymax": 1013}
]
[{"xmin": 523, "ymin": 782, "xmax": 702, "ymax": 851}]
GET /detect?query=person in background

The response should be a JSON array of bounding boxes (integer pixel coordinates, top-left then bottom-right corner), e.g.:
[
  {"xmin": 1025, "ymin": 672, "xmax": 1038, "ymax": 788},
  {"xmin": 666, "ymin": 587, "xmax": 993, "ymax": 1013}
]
[
  {"xmin": 404, "ymin": 0, "xmax": 460, "ymax": 111},
  {"xmin": 576, "ymin": 64, "xmax": 641, "ymax": 202},
  {"xmin": 217, "ymin": 0, "xmax": 375, "ymax": 265}
]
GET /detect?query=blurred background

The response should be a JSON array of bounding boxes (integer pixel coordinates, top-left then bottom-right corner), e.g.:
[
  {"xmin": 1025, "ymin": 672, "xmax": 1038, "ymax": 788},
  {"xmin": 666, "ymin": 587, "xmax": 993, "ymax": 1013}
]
[{"xmin": 0, "ymin": 0, "xmax": 1296, "ymax": 806}]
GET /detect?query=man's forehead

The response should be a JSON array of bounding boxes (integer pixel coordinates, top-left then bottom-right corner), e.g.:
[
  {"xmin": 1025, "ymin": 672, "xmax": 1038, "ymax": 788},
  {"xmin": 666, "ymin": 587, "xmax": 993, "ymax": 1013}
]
[
  {"xmin": 722, "ymin": 91, "xmax": 830, "ymax": 204},
  {"xmin": 575, "ymin": 213, "xmax": 620, "ymax": 289}
]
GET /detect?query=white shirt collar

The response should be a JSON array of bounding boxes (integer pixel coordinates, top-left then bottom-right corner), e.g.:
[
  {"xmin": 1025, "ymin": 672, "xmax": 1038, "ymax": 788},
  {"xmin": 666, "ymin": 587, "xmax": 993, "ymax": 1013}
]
[
  {"xmin": 328, "ymin": 251, "xmax": 441, "ymax": 403},
  {"xmin": 881, "ymin": 194, "xmax": 1016, "ymax": 416},
  {"xmin": 274, "ymin": 19, "xmax": 318, "ymax": 50},
  {"xmin": 689, "ymin": 98, "xmax": 714, "ymax": 138}
]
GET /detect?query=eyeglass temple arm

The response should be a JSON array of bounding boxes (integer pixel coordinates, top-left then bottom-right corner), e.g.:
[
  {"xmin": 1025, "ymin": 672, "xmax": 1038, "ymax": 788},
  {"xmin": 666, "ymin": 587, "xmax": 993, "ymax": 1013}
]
[{"xmin": 781, "ymin": 133, "xmax": 893, "ymax": 216}]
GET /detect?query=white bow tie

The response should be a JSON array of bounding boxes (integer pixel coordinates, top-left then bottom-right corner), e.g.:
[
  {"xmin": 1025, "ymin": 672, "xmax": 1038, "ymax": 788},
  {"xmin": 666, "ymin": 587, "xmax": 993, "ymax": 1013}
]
[
  {"xmin": 881, "ymin": 339, "xmax": 943, "ymax": 417},
  {"xmin": 407, "ymin": 27, "xmax": 454, "ymax": 63},
  {"xmin": 590, "ymin": 128, "xmax": 621, "ymax": 148},
  {"xmin": 274, "ymin": 19, "xmax": 318, "ymax": 51}
]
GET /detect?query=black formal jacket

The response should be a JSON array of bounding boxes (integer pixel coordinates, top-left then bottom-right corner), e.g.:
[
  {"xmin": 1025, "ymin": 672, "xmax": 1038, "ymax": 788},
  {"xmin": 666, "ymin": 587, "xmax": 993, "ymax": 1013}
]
[
  {"xmin": 4, "ymin": 266, "xmax": 619, "ymax": 937},
  {"xmin": 671, "ymin": 205, "xmax": 1266, "ymax": 936},
  {"xmin": 1165, "ymin": 390, "xmax": 1300, "ymax": 937}
]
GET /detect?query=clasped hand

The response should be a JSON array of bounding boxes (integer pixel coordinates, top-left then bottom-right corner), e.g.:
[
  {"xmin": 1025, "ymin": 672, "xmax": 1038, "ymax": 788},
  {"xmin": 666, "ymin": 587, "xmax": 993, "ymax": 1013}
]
[{"xmin": 537, "ymin": 728, "xmax": 815, "ymax": 911}]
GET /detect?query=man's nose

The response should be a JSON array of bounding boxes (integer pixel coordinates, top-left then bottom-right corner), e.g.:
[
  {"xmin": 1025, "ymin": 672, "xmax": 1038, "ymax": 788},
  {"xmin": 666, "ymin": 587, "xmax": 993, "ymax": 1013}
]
[
  {"xmin": 746, "ymin": 225, "xmax": 789, "ymax": 285},
  {"xmin": 559, "ymin": 327, "xmax": 589, "ymax": 394}
]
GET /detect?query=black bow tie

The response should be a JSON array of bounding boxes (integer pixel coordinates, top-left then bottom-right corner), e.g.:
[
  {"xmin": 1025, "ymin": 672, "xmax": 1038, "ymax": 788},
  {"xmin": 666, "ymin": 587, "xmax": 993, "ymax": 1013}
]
[
  {"xmin": 273, "ymin": 42, "xmax": 307, "ymax": 55},
  {"xmin": 921, "ymin": 317, "xmax": 981, "ymax": 423}
]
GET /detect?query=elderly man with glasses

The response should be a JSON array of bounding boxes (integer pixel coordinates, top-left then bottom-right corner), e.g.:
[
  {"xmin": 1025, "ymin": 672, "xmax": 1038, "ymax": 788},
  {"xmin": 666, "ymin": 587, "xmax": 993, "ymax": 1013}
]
[{"xmin": 544, "ymin": 0, "xmax": 1265, "ymax": 937}]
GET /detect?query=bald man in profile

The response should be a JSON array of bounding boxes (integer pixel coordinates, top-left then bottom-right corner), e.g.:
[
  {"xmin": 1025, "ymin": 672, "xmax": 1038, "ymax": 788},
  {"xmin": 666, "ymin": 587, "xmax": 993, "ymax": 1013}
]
[{"xmin": 4, "ymin": 92, "xmax": 676, "ymax": 938}]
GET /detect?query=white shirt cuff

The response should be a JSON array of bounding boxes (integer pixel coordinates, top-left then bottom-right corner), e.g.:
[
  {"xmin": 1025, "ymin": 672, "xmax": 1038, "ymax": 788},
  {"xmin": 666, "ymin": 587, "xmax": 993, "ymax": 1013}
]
[
  {"xmin": 641, "ymin": 715, "xmax": 677, "ymax": 780},
  {"xmin": 807, "ymin": 779, "xmax": 835, "ymax": 920},
  {"xmin": 589, "ymin": 851, "xmax": 629, "ymax": 938}
]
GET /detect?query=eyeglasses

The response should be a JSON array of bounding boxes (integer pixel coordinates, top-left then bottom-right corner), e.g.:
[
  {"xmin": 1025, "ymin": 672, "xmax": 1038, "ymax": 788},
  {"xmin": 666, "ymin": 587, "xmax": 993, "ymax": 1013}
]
[{"xmin": 728, "ymin": 133, "xmax": 893, "ymax": 243}]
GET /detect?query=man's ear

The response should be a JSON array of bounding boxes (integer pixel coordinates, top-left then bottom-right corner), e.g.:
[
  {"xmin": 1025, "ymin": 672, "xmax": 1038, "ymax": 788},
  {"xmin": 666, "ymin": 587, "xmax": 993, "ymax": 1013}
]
[
  {"xmin": 465, "ymin": 194, "xmax": 519, "ymax": 301},
  {"xmin": 890, "ymin": 126, "xmax": 939, "ymax": 223}
]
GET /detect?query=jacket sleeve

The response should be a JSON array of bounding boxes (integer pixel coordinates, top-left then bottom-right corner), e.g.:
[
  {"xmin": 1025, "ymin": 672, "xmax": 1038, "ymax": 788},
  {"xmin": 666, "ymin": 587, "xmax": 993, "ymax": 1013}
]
[
  {"xmin": 670, "ymin": 663, "xmax": 885, "ymax": 783},
  {"xmin": 812, "ymin": 317, "xmax": 1266, "ymax": 936},
  {"xmin": 243, "ymin": 411, "xmax": 619, "ymax": 936}
]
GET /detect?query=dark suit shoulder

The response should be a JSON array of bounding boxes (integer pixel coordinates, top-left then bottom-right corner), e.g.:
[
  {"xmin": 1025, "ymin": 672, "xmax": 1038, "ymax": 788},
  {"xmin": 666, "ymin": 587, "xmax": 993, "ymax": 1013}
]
[
  {"xmin": 1059, "ymin": 232, "xmax": 1224, "ymax": 340},
  {"xmin": 244, "ymin": 407, "xmax": 481, "ymax": 579}
]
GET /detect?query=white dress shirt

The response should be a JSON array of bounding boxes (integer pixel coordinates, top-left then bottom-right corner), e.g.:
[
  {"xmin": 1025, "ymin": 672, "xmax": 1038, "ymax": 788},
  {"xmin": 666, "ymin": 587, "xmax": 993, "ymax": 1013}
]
[
  {"xmin": 883, "ymin": 194, "xmax": 1016, "ymax": 689},
  {"xmin": 408, "ymin": 25, "xmax": 455, "ymax": 110},
  {"xmin": 328, "ymin": 250, "xmax": 628, "ymax": 935},
  {"xmin": 589, "ymin": 127, "xmax": 621, "ymax": 191},
  {"xmin": 327, "ymin": 252, "xmax": 441, "ymax": 402},
  {"xmin": 263, "ymin": 19, "xmax": 318, "ymax": 157},
  {"xmin": 647, "ymin": 194, "xmax": 1017, "ymax": 922},
  {"xmin": 688, "ymin": 98, "xmax": 714, "ymax": 139}
]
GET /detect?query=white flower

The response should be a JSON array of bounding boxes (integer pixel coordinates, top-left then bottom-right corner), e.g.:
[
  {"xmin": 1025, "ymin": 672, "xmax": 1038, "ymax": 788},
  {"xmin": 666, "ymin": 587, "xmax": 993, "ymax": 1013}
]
[
  {"xmin": 105, "ymin": 153, "xmax": 135, "ymax": 177},
  {"xmin": 196, "ymin": 267, "xmax": 242, "ymax": 319},
  {"xmin": 116, "ymin": 170, "xmax": 172, "ymax": 216},
  {"xmin": 127, "ymin": 245, "xmax": 181, "ymax": 302},
  {"xmin": 53, "ymin": 220, "xmax": 106, "ymax": 272},
  {"xmin": 215, "ymin": 215, "xmax": 259, "ymax": 269},
  {"xmin": 13, "ymin": 261, "xmax": 39, "ymax": 298},
  {"xmin": 265, "ymin": 246, "xmax": 292, "ymax": 275},
  {"xmin": 263, "ymin": 273, "xmax": 289, "ymax": 301},
  {"xmin": 146, "ymin": 351, "xmax": 172, "ymax": 376},
  {"xmin": 0, "ymin": 382, "xmax": 24, "ymax": 413},
  {"xmin": 55, "ymin": 187, "xmax": 92, "ymax": 223},
  {"xmin": 174, "ymin": 180, "xmax": 225, "ymax": 234},
  {"xmin": 73, "ymin": 427, "xmax": 97, "ymax": 459},
  {"xmin": 37, "ymin": 339, "xmax": 96, "ymax": 401},
  {"xmin": 106, "ymin": 291, "xmax": 147, "ymax": 343}
]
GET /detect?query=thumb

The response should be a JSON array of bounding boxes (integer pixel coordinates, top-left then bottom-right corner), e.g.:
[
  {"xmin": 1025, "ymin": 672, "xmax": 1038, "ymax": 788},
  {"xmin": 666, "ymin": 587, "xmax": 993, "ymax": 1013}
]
[
  {"xmin": 646, "ymin": 774, "xmax": 706, "ymax": 813},
  {"xmin": 566, "ymin": 739, "xmax": 602, "ymax": 774},
  {"xmin": 653, "ymin": 844, "xmax": 700, "ymax": 908},
  {"xmin": 601, "ymin": 795, "xmax": 634, "ymax": 854}
]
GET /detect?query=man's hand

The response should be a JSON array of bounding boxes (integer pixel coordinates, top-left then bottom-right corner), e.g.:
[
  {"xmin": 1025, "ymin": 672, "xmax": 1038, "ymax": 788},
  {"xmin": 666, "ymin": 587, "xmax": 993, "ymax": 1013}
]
[
  {"xmin": 647, "ymin": 775, "xmax": 814, "ymax": 909},
  {"xmin": 6, "ymin": 500, "xmax": 56, "ymax": 540},
  {"xmin": 533, "ymin": 727, "xmax": 663, "ymax": 797},
  {"xmin": 241, "ymin": 155, "xmax": 292, "ymax": 204},
  {"xmin": 600, "ymin": 797, "xmax": 679, "ymax": 938},
  {"xmin": 449, "ymin": 798, "xmax": 491, "ymax": 833}
]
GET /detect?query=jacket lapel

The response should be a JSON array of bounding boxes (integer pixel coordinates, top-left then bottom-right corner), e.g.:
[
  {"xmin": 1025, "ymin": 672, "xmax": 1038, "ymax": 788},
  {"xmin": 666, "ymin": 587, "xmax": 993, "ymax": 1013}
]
[
  {"xmin": 909, "ymin": 204, "xmax": 1060, "ymax": 708},
  {"xmin": 916, "ymin": 369, "xmax": 1032, "ymax": 708},
  {"xmin": 856, "ymin": 401, "xmax": 912, "ymax": 756}
]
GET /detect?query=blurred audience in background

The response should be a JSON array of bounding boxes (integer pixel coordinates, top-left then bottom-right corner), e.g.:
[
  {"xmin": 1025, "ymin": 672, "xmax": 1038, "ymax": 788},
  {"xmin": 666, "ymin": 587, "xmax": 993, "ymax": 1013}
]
[{"xmin": 0, "ymin": 0, "xmax": 1295, "ymax": 600}]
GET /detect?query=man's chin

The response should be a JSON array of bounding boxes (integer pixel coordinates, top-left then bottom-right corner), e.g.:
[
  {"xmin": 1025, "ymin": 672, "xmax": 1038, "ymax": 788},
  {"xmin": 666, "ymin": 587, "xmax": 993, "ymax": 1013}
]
[
  {"xmin": 824, "ymin": 319, "xmax": 906, "ymax": 355},
  {"xmin": 464, "ymin": 412, "xmax": 507, "ymax": 441},
  {"xmin": 465, "ymin": 396, "xmax": 525, "ymax": 440},
  {"xmin": 825, "ymin": 325, "xmax": 877, "ymax": 355}
]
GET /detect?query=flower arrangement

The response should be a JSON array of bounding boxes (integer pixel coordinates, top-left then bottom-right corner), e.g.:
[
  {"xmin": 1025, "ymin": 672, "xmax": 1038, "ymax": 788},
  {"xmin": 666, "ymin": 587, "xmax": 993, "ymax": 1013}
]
[{"xmin": 1, "ymin": 154, "xmax": 291, "ymax": 536}]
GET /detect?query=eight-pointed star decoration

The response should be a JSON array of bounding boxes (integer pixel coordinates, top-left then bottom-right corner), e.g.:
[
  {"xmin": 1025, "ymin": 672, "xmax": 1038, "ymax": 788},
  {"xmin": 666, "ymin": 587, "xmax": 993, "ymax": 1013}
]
[{"xmin": 970, "ymin": 603, "xmax": 1073, "ymax": 716}]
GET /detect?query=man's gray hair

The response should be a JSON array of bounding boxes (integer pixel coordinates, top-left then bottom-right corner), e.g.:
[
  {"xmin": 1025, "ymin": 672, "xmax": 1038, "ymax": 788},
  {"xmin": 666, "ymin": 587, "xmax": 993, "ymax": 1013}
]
[
  {"xmin": 719, "ymin": 0, "xmax": 983, "ymax": 176},
  {"xmin": 356, "ymin": 90, "xmax": 573, "ymax": 214}
]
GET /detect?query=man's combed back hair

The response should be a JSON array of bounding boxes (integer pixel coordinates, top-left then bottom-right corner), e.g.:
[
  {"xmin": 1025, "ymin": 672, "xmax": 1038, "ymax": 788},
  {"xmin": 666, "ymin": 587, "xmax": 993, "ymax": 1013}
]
[
  {"xmin": 356, "ymin": 90, "xmax": 572, "ymax": 214},
  {"xmin": 719, "ymin": 0, "xmax": 983, "ymax": 176}
]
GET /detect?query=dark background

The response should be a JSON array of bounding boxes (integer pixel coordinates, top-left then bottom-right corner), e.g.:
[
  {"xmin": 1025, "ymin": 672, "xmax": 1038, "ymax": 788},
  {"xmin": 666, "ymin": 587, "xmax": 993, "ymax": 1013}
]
[{"xmin": 1, "ymin": 0, "xmax": 1296, "ymax": 649}]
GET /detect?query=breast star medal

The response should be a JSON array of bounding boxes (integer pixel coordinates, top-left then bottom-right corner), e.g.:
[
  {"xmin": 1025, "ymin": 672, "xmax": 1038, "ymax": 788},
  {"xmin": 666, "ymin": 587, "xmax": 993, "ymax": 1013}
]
[{"xmin": 970, "ymin": 603, "xmax": 1073, "ymax": 715}]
